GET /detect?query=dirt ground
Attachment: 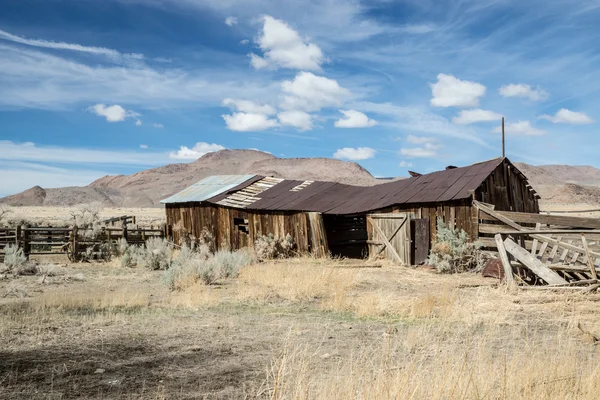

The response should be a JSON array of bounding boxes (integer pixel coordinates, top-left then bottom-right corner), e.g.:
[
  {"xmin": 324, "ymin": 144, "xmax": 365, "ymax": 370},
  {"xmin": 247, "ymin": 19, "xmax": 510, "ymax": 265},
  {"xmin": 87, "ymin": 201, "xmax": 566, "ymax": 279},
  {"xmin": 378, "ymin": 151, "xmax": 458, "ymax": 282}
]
[{"xmin": 1, "ymin": 255, "xmax": 600, "ymax": 399}]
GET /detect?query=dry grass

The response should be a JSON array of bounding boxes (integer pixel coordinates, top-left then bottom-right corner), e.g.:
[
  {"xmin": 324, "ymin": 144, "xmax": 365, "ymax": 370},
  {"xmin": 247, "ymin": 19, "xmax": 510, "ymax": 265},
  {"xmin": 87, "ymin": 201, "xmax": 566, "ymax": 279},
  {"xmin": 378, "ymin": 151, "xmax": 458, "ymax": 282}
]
[
  {"xmin": 265, "ymin": 324, "xmax": 600, "ymax": 399},
  {"xmin": 2, "ymin": 256, "xmax": 600, "ymax": 398}
]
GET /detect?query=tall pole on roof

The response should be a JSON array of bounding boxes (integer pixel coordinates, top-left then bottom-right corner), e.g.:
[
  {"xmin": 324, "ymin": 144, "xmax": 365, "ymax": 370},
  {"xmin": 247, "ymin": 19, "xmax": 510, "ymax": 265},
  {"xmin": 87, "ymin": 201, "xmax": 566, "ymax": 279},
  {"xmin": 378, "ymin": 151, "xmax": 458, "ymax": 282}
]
[{"xmin": 501, "ymin": 117, "xmax": 505, "ymax": 158}]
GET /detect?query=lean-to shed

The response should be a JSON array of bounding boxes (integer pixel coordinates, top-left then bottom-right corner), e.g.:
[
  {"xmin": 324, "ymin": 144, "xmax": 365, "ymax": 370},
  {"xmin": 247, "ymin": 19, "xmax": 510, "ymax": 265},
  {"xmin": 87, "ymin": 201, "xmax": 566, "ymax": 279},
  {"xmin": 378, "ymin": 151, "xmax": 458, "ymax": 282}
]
[{"xmin": 162, "ymin": 157, "xmax": 539, "ymax": 263}]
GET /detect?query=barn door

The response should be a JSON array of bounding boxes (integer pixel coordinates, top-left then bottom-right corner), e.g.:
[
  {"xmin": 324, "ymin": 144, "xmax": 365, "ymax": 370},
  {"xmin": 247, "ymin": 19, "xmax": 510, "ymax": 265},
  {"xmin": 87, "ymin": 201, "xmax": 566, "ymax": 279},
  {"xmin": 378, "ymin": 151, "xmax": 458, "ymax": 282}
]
[
  {"xmin": 410, "ymin": 218, "xmax": 430, "ymax": 265},
  {"xmin": 367, "ymin": 213, "xmax": 411, "ymax": 264}
]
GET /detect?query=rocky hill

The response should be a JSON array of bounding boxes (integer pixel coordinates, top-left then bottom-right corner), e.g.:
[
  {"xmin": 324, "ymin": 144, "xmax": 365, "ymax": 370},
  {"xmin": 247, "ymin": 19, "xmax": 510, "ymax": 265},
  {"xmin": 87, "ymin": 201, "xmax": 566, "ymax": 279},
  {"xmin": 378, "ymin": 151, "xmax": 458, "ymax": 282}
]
[{"xmin": 0, "ymin": 150, "xmax": 381, "ymax": 207}]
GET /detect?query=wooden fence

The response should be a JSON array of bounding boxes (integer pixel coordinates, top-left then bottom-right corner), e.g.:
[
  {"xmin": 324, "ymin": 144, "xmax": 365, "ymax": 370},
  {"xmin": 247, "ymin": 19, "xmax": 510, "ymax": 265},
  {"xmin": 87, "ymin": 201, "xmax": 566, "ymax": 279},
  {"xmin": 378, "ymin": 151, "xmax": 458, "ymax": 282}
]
[{"xmin": 0, "ymin": 225, "xmax": 167, "ymax": 262}]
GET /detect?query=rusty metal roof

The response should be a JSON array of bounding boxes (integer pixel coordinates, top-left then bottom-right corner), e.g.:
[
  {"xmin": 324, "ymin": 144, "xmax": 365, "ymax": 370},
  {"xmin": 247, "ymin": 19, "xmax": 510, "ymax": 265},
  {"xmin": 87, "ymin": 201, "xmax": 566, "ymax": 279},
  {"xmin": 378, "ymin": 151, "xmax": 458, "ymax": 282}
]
[
  {"xmin": 160, "ymin": 175, "xmax": 257, "ymax": 204},
  {"xmin": 233, "ymin": 158, "xmax": 505, "ymax": 214},
  {"xmin": 168, "ymin": 158, "xmax": 516, "ymax": 213}
]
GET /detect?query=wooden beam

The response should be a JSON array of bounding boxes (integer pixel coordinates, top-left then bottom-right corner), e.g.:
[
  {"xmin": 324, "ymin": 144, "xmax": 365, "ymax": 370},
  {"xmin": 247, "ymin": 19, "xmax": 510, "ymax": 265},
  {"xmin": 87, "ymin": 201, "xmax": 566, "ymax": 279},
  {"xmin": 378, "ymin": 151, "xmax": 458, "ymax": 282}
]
[
  {"xmin": 488, "ymin": 229, "xmax": 600, "ymax": 235},
  {"xmin": 474, "ymin": 201, "xmax": 600, "ymax": 260},
  {"xmin": 503, "ymin": 237, "xmax": 568, "ymax": 285},
  {"xmin": 495, "ymin": 234, "xmax": 514, "ymax": 285},
  {"xmin": 581, "ymin": 234, "xmax": 598, "ymax": 280},
  {"xmin": 531, "ymin": 223, "xmax": 541, "ymax": 255},
  {"xmin": 375, "ymin": 217, "xmax": 407, "ymax": 256}
]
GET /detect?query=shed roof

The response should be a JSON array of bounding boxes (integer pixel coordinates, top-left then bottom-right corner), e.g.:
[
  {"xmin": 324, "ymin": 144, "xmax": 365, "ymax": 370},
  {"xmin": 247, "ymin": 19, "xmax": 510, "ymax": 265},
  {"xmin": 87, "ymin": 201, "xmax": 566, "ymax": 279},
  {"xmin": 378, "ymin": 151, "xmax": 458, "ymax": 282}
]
[
  {"xmin": 160, "ymin": 175, "xmax": 258, "ymax": 204},
  {"xmin": 164, "ymin": 158, "xmax": 526, "ymax": 214}
]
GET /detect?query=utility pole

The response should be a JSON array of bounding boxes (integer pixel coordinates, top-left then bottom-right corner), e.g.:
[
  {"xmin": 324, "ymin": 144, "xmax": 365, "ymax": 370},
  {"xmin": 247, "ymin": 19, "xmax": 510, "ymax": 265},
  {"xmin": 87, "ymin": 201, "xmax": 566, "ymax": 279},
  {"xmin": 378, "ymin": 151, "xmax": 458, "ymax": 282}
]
[{"xmin": 501, "ymin": 117, "xmax": 505, "ymax": 158}]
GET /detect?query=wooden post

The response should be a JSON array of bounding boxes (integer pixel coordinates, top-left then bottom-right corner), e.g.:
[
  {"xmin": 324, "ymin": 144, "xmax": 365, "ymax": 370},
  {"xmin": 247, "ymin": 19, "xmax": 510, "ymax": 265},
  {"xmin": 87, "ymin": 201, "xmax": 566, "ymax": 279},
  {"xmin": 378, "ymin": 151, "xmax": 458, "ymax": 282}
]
[
  {"xmin": 71, "ymin": 226, "xmax": 78, "ymax": 260},
  {"xmin": 15, "ymin": 225, "xmax": 21, "ymax": 246},
  {"xmin": 495, "ymin": 234, "xmax": 514, "ymax": 285},
  {"xmin": 22, "ymin": 225, "xmax": 30, "ymax": 259},
  {"xmin": 122, "ymin": 225, "xmax": 128, "ymax": 243},
  {"xmin": 581, "ymin": 234, "xmax": 598, "ymax": 280},
  {"xmin": 501, "ymin": 117, "xmax": 505, "ymax": 158}
]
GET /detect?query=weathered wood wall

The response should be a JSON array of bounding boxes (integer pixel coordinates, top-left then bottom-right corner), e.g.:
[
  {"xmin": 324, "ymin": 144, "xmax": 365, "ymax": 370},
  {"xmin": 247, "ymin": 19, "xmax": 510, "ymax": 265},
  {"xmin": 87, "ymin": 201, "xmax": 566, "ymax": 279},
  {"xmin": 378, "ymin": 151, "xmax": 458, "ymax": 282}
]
[
  {"xmin": 165, "ymin": 203, "xmax": 328, "ymax": 256},
  {"xmin": 476, "ymin": 161, "xmax": 539, "ymax": 213}
]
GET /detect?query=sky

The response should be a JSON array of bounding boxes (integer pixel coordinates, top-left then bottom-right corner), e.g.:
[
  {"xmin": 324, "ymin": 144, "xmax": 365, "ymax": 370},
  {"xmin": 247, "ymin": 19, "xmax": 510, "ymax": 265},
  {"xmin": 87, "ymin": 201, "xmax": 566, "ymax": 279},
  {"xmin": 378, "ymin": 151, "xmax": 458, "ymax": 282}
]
[{"xmin": 1, "ymin": 0, "xmax": 600, "ymax": 197}]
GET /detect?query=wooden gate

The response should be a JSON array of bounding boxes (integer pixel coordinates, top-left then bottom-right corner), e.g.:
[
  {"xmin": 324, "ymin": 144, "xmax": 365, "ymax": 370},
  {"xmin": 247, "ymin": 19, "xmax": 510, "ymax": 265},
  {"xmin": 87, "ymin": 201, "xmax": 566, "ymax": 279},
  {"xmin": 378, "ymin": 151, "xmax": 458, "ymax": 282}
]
[{"xmin": 367, "ymin": 213, "xmax": 411, "ymax": 264}]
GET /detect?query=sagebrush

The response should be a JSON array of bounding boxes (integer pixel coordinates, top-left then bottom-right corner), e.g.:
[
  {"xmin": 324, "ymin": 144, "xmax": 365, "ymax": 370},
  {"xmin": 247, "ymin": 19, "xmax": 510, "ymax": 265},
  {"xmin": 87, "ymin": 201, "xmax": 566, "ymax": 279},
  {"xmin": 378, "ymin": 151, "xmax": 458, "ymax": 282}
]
[
  {"xmin": 427, "ymin": 218, "xmax": 486, "ymax": 273},
  {"xmin": 2, "ymin": 244, "xmax": 37, "ymax": 275},
  {"xmin": 254, "ymin": 233, "xmax": 295, "ymax": 260},
  {"xmin": 119, "ymin": 238, "xmax": 173, "ymax": 270},
  {"xmin": 162, "ymin": 245, "xmax": 254, "ymax": 290}
]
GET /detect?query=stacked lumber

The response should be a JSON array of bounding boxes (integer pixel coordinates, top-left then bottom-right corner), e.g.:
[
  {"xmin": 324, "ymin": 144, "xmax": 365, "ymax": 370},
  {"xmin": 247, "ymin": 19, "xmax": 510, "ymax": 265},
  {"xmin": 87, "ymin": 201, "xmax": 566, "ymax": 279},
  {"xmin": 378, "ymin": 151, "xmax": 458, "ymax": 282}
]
[{"xmin": 475, "ymin": 201, "xmax": 600, "ymax": 293}]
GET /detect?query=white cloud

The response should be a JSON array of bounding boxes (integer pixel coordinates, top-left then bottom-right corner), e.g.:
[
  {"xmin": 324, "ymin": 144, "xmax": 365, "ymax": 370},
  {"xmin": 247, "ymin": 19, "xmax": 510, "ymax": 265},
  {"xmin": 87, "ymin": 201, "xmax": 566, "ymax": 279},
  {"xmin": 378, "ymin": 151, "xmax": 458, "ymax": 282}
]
[
  {"xmin": 452, "ymin": 109, "xmax": 503, "ymax": 125},
  {"xmin": 498, "ymin": 84, "xmax": 549, "ymax": 102},
  {"xmin": 400, "ymin": 24, "xmax": 436, "ymax": 34},
  {"xmin": 169, "ymin": 142, "xmax": 226, "ymax": 160},
  {"xmin": 333, "ymin": 147, "xmax": 376, "ymax": 161},
  {"xmin": 0, "ymin": 141, "xmax": 169, "ymax": 166},
  {"xmin": 277, "ymin": 110, "xmax": 313, "ymax": 131},
  {"xmin": 281, "ymin": 72, "xmax": 351, "ymax": 112},
  {"xmin": 400, "ymin": 140, "xmax": 442, "ymax": 158},
  {"xmin": 538, "ymin": 108, "xmax": 593, "ymax": 124},
  {"xmin": 139, "ymin": 144, "xmax": 148, "ymax": 149},
  {"xmin": 430, "ymin": 73, "xmax": 486, "ymax": 108},
  {"xmin": 87, "ymin": 104, "xmax": 139, "ymax": 122},
  {"xmin": 250, "ymin": 15, "xmax": 325, "ymax": 71},
  {"xmin": 135, "ymin": 119, "xmax": 142, "ymax": 126},
  {"xmin": 493, "ymin": 121, "xmax": 545, "ymax": 136},
  {"xmin": 0, "ymin": 28, "xmax": 142, "ymax": 63},
  {"xmin": 399, "ymin": 161, "xmax": 413, "ymax": 167},
  {"xmin": 154, "ymin": 57, "xmax": 172, "ymax": 63},
  {"xmin": 406, "ymin": 135, "xmax": 436, "ymax": 144},
  {"xmin": 222, "ymin": 98, "xmax": 276, "ymax": 115},
  {"xmin": 0, "ymin": 44, "xmax": 279, "ymax": 110},
  {"xmin": 152, "ymin": 123, "xmax": 164, "ymax": 128},
  {"xmin": 355, "ymin": 101, "xmax": 488, "ymax": 146},
  {"xmin": 222, "ymin": 112, "xmax": 280, "ymax": 131},
  {"xmin": 334, "ymin": 110, "xmax": 377, "ymax": 128},
  {"xmin": 240, "ymin": 39, "xmax": 250, "ymax": 45},
  {"xmin": 225, "ymin": 16, "xmax": 238, "ymax": 26}
]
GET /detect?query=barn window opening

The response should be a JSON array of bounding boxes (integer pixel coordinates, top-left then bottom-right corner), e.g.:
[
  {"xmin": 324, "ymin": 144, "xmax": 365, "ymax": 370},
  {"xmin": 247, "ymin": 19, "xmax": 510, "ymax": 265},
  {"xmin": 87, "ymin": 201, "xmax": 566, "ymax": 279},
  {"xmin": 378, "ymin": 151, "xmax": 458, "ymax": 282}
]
[{"xmin": 234, "ymin": 218, "xmax": 249, "ymax": 234}]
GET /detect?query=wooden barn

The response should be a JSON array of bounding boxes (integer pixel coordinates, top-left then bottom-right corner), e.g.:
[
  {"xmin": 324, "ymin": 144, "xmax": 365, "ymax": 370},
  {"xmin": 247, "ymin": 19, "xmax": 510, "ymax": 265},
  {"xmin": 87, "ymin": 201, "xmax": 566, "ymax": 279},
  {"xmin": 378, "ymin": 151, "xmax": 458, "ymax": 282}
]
[{"xmin": 162, "ymin": 157, "xmax": 539, "ymax": 264}]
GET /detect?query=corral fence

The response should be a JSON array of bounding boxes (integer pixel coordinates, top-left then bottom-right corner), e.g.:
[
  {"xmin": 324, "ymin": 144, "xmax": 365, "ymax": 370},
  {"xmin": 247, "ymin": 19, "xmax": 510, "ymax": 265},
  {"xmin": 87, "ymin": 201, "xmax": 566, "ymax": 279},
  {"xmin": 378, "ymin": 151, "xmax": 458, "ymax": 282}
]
[{"xmin": 0, "ymin": 224, "xmax": 171, "ymax": 262}]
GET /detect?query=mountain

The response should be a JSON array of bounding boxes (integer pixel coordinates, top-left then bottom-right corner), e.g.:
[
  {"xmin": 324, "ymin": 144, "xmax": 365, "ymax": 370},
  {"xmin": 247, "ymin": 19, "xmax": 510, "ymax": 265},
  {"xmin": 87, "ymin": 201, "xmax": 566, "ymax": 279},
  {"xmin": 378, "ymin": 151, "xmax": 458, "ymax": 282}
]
[
  {"xmin": 4, "ymin": 153, "xmax": 600, "ymax": 209},
  {"xmin": 0, "ymin": 150, "xmax": 381, "ymax": 207},
  {"xmin": 514, "ymin": 162, "xmax": 600, "ymax": 209}
]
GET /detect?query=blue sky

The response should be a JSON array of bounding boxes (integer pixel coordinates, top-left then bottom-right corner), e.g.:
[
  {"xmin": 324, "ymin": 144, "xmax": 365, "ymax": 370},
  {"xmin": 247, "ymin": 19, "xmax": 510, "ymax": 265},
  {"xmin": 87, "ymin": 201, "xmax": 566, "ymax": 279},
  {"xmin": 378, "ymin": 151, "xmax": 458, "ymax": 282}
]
[{"xmin": 1, "ymin": 0, "xmax": 599, "ymax": 196}]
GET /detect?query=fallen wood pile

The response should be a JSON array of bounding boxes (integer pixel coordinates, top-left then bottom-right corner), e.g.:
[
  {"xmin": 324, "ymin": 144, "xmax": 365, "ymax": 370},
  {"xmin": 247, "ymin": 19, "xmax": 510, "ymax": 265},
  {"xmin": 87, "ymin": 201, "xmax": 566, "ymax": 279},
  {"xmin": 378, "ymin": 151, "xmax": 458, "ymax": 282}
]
[{"xmin": 475, "ymin": 201, "xmax": 600, "ymax": 293}]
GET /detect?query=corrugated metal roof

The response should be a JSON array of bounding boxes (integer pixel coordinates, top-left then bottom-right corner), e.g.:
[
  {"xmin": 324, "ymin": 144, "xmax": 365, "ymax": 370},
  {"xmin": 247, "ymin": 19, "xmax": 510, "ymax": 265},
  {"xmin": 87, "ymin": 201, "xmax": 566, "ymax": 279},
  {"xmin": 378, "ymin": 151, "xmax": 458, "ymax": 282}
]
[
  {"xmin": 160, "ymin": 175, "xmax": 257, "ymax": 204},
  {"xmin": 166, "ymin": 158, "xmax": 529, "ymax": 214}
]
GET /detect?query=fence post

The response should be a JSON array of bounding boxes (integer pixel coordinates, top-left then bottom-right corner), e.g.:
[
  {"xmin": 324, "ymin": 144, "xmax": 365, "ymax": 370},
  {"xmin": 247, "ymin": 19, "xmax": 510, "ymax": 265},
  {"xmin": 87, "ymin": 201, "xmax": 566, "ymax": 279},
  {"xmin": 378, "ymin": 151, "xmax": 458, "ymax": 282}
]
[
  {"xmin": 122, "ymin": 225, "xmax": 128, "ymax": 243},
  {"xmin": 15, "ymin": 225, "xmax": 21, "ymax": 247},
  {"xmin": 71, "ymin": 226, "xmax": 78, "ymax": 261},
  {"xmin": 22, "ymin": 224, "xmax": 30, "ymax": 259}
]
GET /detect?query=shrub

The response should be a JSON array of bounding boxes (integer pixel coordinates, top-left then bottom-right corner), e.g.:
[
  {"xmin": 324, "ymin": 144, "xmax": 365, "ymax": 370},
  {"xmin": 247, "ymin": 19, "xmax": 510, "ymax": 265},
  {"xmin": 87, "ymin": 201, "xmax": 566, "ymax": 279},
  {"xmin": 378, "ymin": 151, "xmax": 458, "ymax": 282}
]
[
  {"xmin": 255, "ymin": 233, "xmax": 295, "ymax": 260},
  {"xmin": 2, "ymin": 244, "xmax": 37, "ymax": 275},
  {"xmin": 131, "ymin": 237, "xmax": 173, "ymax": 270},
  {"xmin": 162, "ymin": 246, "xmax": 254, "ymax": 290},
  {"xmin": 427, "ymin": 218, "xmax": 486, "ymax": 273}
]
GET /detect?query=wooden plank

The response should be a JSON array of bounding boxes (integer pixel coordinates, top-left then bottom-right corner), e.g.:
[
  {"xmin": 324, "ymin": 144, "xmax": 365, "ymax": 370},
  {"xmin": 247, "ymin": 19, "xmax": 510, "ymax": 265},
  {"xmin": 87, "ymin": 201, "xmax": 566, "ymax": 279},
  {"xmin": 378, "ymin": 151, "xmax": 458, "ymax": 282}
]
[
  {"xmin": 491, "ymin": 229, "xmax": 600, "ymax": 235},
  {"xmin": 475, "ymin": 201, "xmax": 600, "ymax": 261},
  {"xmin": 537, "ymin": 240, "xmax": 550, "ymax": 260},
  {"xmin": 531, "ymin": 223, "xmax": 541, "ymax": 255},
  {"xmin": 495, "ymin": 234, "xmax": 514, "ymax": 285},
  {"xmin": 372, "ymin": 222, "xmax": 403, "ymax": 264},
  {"xmin": 581, "ymin": 234, "xmax": 598, "ymax": 280},
  {"xmin": 503, "ymin": 237, "xmax": 568, "ymax": 285},
  {"xmin": 368, "ymin": 213, "xmax": 411, "ymax": 219},
  {"xmin": 477, "ymin": 207, "xmax": 600, "ymax": 229}
]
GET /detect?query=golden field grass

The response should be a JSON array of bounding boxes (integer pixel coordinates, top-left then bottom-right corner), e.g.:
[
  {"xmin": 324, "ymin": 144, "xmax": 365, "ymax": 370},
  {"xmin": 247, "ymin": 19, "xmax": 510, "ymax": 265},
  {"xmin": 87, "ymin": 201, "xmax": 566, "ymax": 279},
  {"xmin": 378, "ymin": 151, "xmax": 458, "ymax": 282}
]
[{"xmin": 1, "ymin": 256, "xmax": 599, "ymax": 399}]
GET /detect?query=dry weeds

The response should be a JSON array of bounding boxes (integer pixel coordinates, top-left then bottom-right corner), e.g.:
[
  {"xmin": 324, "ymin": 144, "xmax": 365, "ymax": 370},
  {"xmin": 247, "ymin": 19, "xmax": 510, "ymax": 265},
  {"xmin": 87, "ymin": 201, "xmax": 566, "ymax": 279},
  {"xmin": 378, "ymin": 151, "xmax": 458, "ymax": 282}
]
[{"xmin": 1, "ymin": 256, "xmax": 600, "ymax": 398}]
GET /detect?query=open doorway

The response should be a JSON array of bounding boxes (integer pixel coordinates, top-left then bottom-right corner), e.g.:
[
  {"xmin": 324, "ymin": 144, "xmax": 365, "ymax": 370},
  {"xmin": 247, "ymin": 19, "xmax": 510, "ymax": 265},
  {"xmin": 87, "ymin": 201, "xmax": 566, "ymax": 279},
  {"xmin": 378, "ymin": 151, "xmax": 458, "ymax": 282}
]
[{"xmin": 322, "ymin": 214, "xmax": 368, "ymax": 258}]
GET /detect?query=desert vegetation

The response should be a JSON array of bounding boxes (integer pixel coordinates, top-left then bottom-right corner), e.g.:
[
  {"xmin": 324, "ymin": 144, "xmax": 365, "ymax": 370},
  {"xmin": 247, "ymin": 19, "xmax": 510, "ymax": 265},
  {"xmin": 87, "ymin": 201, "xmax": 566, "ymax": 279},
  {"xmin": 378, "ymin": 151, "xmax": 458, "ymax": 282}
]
[{"xmin": 1, "ymin": 214, "xmax": 599, "ymax": 399}]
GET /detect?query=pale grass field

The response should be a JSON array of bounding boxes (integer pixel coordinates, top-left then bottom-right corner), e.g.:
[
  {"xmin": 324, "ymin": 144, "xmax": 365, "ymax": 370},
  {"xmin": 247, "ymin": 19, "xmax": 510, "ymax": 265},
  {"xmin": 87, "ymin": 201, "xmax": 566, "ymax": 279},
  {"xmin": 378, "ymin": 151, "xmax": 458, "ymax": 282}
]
[
  {"xmin": 1, "ymin": 257, "xmax": 600, "ymax": 398},
  {"xmin": 4, "ymin": 206, "xmax": 165, "ymax": 226}
]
